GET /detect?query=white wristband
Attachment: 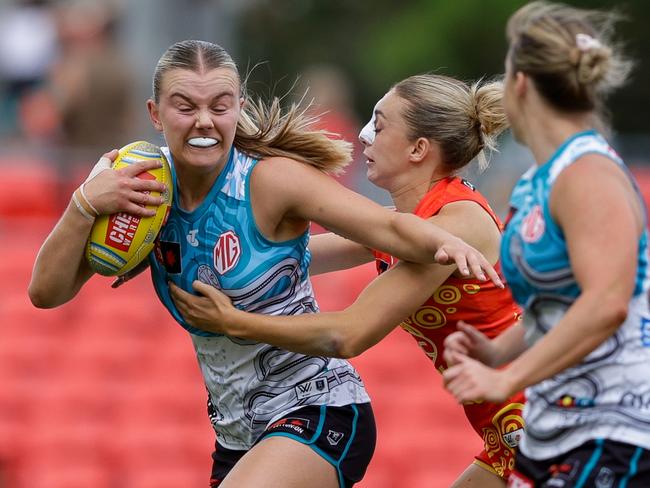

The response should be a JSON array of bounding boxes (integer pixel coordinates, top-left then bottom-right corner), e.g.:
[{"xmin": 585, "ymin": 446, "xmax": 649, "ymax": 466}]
[
  {"xmin": 72, "ymin": 191, "xmax": 96, "ymax": 221},
  {"xmin": 79, "ymin": 183, "xmax": 100, "ymax": 217}
]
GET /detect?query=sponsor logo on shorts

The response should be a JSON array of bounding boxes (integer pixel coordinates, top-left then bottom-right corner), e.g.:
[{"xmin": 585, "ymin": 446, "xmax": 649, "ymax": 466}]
[
  {"xmin": 327, "ymin": 430, "xmax": 344, "ymax": 446},
  {"xmin": 507, "ymin": 470, "xmax": 534, "ymax": 488},
  {"xmin": 546, "ymin": 479, "xmax": 568, "ymax": 487},
  {"xmin": 268, "ymin": 417, "xmax": 311, "ymax": 435},
  {"xmin": 295, "ymin": 377, "xmax": 329, "ymax": 400}
]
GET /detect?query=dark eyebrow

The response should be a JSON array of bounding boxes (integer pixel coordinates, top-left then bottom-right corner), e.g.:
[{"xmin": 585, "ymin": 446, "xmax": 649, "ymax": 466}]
[{"xmin": 375, "ymin": 109, "xmax": 386, "ymax": 120}]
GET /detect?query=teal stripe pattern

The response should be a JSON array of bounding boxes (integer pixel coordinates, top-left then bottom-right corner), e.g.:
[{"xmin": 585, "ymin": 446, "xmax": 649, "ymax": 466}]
[
  {"xmin": 336, "ymin": 403, "xmax": 359, "ymax": 488},
  {"xmin": 619, "ymin": 446, "xmax": 644, "ymax": 488},
  {"xmin": 575, "ymin": 438, "xmax": 604, "ymax": 488}
]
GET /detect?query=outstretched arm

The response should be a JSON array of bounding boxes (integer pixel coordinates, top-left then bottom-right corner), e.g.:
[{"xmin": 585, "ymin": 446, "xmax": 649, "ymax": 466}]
[
  {"xmin": 308, "ymin": 232, "xmax": 374, "ymax": 276},
  {"xmin": 171, "ymin": 258, "xmax": 454, "ymax": 357},
  {"xmin": 444, "ymin": 155, "xmax": 641, "ymax": 403},
  {"xmin": 28, "ymin": 152, "xmax": 167, "ymax": 308},
  {"xmin": 252, "ymin": 157, "xmax": 503, "ymax": 285},
  {"xmin": 170, "ymin": 201, "xmax": 501, "ymax": 357}
]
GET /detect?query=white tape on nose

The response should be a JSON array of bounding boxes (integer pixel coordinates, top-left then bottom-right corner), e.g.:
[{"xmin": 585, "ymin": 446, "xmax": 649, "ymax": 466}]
[
  {"xmin": 358, "ymin": 105, "xmax": 378, "ymax": 145},
  {"xmin": 359, "ymin": 119, "xmax": 375, "ymax": 145}
]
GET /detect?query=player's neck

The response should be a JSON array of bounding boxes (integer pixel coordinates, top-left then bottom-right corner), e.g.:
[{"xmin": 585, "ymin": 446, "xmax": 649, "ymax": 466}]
[
  {"xmin": 519, "ymin": 98, "xmax": 596, "ymax": 166},
  {"xmin": 390, "ymin": 174, "xmax": 448, "ymax": 214}
]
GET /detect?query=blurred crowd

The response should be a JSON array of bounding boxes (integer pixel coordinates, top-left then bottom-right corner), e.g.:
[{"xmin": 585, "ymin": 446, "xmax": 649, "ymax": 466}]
[
  {"xmin": 1, "ymin": 0, "xmax": 648, "ymax": 221},
  {"xmin": 0, "ymin": 0, "xmax": 384, "ymax": 212},
  {"xmin": 0, "ymin": 0, "xmax": 136, "ymax": 166}
]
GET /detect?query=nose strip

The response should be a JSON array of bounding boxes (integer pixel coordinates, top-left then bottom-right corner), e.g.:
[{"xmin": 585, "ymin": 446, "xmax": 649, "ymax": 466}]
[
  {"xmin": 358, "ymin": 108, "xmax": 377, "ymax": 145},
  {"xmin": 359, "ymin": 120, "xmax": 375, "ymax": 145}
]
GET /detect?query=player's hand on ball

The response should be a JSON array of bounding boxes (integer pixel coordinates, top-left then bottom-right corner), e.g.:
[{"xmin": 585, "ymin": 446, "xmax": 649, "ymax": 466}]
[
  {"xmin": 111, "ymin": 259, "xmax": 151, "ymax": 288},
  {"xmin": 169, "ymin": 281, "xmax": 236, "ymax": 334},
  {"xmin": 84, "ymin": 141, "xmax": 173, "ymax": 277},
  {"xmin": 83, "ymin": 151, "xmax": 167, "ymax": 218}
]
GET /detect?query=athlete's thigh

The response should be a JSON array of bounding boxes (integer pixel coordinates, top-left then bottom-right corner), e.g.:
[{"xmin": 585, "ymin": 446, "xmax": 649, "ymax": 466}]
[
  {"xmin": 219, "ymin": 435, "xmax": 339, "ymax": 488},
  {"xmin": 452, "ymin": 463, "xmax": 506, "ymax": 488}
]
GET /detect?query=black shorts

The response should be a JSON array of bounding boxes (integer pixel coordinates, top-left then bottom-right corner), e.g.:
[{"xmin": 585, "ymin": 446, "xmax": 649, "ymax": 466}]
[
  {"xmin": 209, "ymin": 403, "xmax": 376, "ymax": 488},
  {"xmin": 508, "ymin": 439, "xmax": 650, "ymax": 487}
]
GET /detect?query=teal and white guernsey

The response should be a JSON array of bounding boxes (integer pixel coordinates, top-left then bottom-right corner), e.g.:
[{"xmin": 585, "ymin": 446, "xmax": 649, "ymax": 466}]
[
  {"xmin": 149, "ymin": 147, "xmax": 370, "ymax": 450},
  {"xmin": 501, "ymin": 130, "xmax": 650, "ymax": 460}
]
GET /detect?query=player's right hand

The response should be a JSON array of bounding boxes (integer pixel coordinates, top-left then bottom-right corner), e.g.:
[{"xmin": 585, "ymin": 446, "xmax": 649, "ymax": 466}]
[
  {"xmin": 444, "ymin": 321, "xmax": 497, "ymax": 367},
  {"xmin": 83, "ymin": 150, "xmax": 167, "ymax": 217}
]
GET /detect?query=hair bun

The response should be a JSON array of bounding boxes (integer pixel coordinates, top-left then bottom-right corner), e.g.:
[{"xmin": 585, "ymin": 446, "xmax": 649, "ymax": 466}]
[{"xmin": 576, "ymin": 45, "xmax": 611, "ymax": 85}]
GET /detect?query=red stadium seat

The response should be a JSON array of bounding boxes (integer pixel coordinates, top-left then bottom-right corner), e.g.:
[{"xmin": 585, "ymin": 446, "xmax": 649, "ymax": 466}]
[
  {"xmin": 121, "ymin": 465, "xmax": 209, "ymax": 488},
  {"xmin": 0, "ymin": 159, "xmax": 62, "ymax": 220}
]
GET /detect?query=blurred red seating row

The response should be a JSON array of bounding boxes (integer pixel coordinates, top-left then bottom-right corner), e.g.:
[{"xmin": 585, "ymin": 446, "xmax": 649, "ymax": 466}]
[{"xmin": 0, "ymin": 160, "xmax": 62, "ymax": 219}]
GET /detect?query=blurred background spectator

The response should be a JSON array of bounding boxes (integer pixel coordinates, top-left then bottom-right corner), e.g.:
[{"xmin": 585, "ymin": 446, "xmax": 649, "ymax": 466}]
[
  {"xmin": 19, "ymin": 0, "xmax": 136, "ymax": 164},
  {"xmin": 0, "ymin": 0, "xmax": 58, "ymax": 138},
  {"xmin": 1, "ymin": 1, "xmax": 648, "ymax": 487},
  {"xmin": 299, "ymin": 64, "xmax": 362, "ymax": 187}
]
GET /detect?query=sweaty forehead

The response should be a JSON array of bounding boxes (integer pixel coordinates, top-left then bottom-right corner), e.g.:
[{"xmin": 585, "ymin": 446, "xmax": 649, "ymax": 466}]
[{"xmin": 161, "ymin": 67, "xmax": 240, "ymax": 100}]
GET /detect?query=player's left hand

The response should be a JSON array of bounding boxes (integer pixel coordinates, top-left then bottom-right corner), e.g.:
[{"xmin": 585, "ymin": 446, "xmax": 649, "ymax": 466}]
[
  {"xmin": 168, "ymin": 280, "xmax": 235, "ymax": 333},
  {"xmin": 111, "ymin": 259, "xmax": 150, "ymax": 288},
  {"xmin": 433, "ymin": 234, "xmax": 503, "ymax": 288},
  {"xmin": 443, "ymin": 355, "xmax": 515, "ymax": 404}
]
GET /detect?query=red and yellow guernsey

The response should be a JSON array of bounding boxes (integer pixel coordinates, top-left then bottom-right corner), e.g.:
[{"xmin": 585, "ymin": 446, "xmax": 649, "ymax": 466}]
[{"xmin": 374, "ymin": 176, "xmax": 526, "ymax": 479}]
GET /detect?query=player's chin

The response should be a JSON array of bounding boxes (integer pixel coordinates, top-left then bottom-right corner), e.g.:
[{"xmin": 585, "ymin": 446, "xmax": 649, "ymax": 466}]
[
  {"xmin": 366, "ymin": 168, "xmax": 388, "ymax": 190},
  {"xmin": 182, "ymin": 144, "xmax": 224, "ymax": 165}
]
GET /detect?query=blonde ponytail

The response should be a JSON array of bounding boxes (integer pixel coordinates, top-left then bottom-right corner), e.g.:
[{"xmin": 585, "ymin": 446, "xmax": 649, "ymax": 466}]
[
  {"xmin": 471, "ymin": 79, "xmax": 509, "ymax": 170},
  {"xmin": 234, "ymin": 97, "xmax": 352, "ymax": 175}
]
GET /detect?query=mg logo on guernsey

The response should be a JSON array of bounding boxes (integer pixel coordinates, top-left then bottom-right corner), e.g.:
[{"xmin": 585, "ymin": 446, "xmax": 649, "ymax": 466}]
[
  {"xmin": 214, "ymin": 230, "xmax": 241, "ymax": 274},
  {"xmin": 520, "ymin": 205, "xmax": 545, "ymax": 243}
]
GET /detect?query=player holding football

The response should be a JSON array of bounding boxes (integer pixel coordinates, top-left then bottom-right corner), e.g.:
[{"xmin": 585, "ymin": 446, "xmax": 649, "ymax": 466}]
[
  {"xmin": 443, "ymin": 2, "xmax": 650, "ymax": 486},
  {"xmin": 164, "ymin": 73, "xmax": 525, "ymax": 487},
  {"xmin": 29, "ymin": 40, "xmax": 502, "ymax": 488}
]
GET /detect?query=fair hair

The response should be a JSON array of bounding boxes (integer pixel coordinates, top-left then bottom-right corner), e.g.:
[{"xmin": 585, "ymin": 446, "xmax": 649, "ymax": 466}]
[
  {"xmin": 393, "ymin": 74, "xmax": 508, "ymax": 171},
  {"xmin": 507, "ymin": 1, "xmax": 632, "ymax": 116},
  {"xmin": 152, "ymin": 40, "xmax": 351, "ymax": 175}
]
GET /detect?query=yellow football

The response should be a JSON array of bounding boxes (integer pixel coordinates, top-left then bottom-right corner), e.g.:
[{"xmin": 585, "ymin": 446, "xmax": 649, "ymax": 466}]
[{"xmin": 85, "ymin": 141, "xmax": 173, "ymax": 276}]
